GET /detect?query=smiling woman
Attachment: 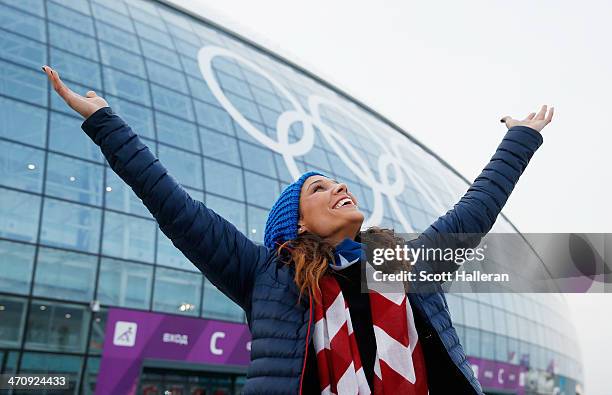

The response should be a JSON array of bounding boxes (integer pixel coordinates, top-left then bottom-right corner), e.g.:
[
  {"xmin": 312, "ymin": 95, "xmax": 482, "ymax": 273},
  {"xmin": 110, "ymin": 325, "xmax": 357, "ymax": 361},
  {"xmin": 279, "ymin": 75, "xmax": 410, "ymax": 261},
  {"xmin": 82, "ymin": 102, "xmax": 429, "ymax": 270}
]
[{"xmin": 41, "ymin": 60, "xmax": 552, "ymax": 395}]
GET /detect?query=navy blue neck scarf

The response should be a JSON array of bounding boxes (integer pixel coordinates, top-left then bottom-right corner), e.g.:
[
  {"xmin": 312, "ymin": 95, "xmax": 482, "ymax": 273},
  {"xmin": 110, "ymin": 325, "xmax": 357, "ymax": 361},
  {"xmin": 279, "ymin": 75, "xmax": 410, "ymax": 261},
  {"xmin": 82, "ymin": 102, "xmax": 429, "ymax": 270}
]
[{"xmin": 331, "ymin": 237, "xmax": 364, "ymax": 271}]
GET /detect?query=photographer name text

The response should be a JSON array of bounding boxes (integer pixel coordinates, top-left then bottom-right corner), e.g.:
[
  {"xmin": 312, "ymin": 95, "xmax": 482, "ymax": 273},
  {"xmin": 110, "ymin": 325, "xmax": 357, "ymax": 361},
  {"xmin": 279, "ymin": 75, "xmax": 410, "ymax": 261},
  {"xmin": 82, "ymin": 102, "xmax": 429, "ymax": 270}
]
[{"xmin": 372, "ymin": 270, "xmax": 510, "ymax": 283}]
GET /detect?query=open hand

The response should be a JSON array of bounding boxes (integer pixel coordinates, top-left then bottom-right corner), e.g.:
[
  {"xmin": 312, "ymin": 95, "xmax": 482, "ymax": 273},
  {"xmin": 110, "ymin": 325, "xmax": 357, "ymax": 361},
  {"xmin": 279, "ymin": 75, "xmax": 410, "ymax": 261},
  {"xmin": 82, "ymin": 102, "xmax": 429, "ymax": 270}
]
[
  {"xmin": 500, "ymin": 105, "xmax": 554, "ymax": 133},
  {"xmin": 42, "ymin": 65, "xmax": 108, "ymax": 119}
]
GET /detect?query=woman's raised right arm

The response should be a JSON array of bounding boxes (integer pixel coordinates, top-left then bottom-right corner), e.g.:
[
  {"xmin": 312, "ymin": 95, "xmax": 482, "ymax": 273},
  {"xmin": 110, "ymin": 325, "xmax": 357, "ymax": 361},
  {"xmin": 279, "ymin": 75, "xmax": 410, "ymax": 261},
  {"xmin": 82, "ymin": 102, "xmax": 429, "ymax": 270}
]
[{"xmin": 43, "ymin": 65, "xmax": 271, "ymax": 311}]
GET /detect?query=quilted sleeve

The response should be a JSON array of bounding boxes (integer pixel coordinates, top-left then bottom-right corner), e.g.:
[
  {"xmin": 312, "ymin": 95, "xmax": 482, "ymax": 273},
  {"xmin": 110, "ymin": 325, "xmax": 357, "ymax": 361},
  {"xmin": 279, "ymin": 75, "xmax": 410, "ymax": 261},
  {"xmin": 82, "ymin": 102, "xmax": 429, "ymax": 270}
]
[
  {"xmin": 81, "ymin": 106, "xmax": 271, "ymax": 310},
  {"xmin": 407, "ymin": 125, "xmax": 543, "ymax": 276}
]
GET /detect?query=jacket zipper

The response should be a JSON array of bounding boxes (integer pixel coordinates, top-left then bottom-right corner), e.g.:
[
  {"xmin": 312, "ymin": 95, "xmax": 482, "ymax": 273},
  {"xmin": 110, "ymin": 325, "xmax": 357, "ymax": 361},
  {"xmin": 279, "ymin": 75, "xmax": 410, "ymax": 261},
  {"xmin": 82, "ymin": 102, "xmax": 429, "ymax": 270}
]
[{"xmin": 299, "ymin": 292, "xmax": 313, "ymax": 395}]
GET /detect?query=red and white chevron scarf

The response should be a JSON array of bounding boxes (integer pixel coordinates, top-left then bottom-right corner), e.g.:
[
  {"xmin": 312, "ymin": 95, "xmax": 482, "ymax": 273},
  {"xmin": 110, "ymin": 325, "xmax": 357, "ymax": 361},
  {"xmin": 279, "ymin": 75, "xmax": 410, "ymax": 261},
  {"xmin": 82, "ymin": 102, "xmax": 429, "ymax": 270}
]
[{"xmin": 312, "ymin": 269, "xmax": 429, "ymax": 394}]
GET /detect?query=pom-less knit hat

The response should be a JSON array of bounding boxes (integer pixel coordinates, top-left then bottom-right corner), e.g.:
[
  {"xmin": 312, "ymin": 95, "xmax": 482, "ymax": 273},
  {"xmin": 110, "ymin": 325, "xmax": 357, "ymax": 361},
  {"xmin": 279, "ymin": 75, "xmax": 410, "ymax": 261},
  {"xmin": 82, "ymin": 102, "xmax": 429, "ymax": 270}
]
[{"xmin": 264, "ymin": 171, "xmax": 326, "ymax": 250}]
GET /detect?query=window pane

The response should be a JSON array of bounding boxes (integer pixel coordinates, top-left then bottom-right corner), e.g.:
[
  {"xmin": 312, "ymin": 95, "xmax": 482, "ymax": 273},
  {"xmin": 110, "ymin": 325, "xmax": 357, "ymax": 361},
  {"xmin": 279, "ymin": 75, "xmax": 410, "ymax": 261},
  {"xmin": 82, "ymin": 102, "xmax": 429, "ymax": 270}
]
[
  {"xmin": 0, "ymin": 240, "xmax": 35, "ymax": 294},
  {"xmin": 49, "ymin": 111, "xmax": 103, "ymax": 162},
  {"xmin": 0, "ymin": 29, "xmax": 46, "ymax": 68},
  {"xmin": 204, "ymin": 160, "xmax": 243, "ymax": 200},
  {"xmin": 188, "ymin": 76, "xmax": 216, "ymax": 104},
  {"xmin": 156, "ymin": 112, "xmax": 198, "ymax": 151},
  {"xmin": 206, "ymin": 195, "xmax": 246, "ymax": 234},
  {"xmin": 244, "ymin": 172, "xmax": 279, "ymax": 208},
  {"xmin": 127, "ymin": 1, "xmax": 159, "ymax": 25},
  {"xmin": 506, "ymin": 314, "xmax": 519, "ymax": 338},
  {"xmin": 225, "ymin": 93, "xmax": 261, "ymax": 123},
  {"xmin": 49, "ymin": 22, "xmax": 98, "ymax": 60},
  {"xmin": 156, "ymin": 232, "xmax": 198, "ymax": 272},
  {"xmin": 199, "ymin": 127, "xmax": 240, "ymax": 166},
  {"xmin": 274, "ymin": 153, "xmax": 293, "ymax": 183},
  {"xmin": 153, "ymin": 267, "xmax": 201, "ymax": 316},
  {"xmin": 239, "ymin": 141, "xmax": 277, "ymax": 177},
  {"xmin": 48, "ymin": 1, "xmax": 95, "ymax": 36},
  {"xmin": 19, "ymin": 352, "xmax": 82, "ymax": 394},
  {"xmin": 464, "ymin": 327, "xmax": 481, "ymax": 358},
  {"xmin": 0, "ymin": 59, "xmax": 47, "ymax": 106},
  {"xmin": 2, "ymin": 0, "xmax": 41, "ymax": 14},
  {"xmin": 33, "ymin": 247, "xmax": 97, "ymax": 302},
  {"xmin": 212, "ymin": 57, "xmax": 242, "ymax": 78},
  {"xmin": 495, "ymin": 335, "xmax": 508, "ymax": 362},
  {"xmin": 151, "ymin": 84, "xmax": 194, "ymax": 122},
  {"xmin": 479, "ymin": 304, "xmax": 495, "ymax": 332},
  {"xmin": 140, "ymin": 39, "xmax": 180, "ymax": 69},
  {"xmin": 97, "ymin": 258, "xmax": 153, "ymax": 309},
  {"xmin": 446, "ymin": 294, "xmax": 464, "ymax": 325},
  {"xmin": 103, "ymin": 66, "xmax": 150, "ymax": 106},
  {"xmin": 83, "ymin": 357, "xmax": 100, "ymax": 395},
  {"xmin": 247, "ymin": 205, "xmax": 267, "ymax": 243},
  {"xmin": 0, "ymin": 295, "xmax": 27, "ymax": 348},
  {"xmin": 99, "ymin": 41, "xmax": 146, "ymax": 76},
  {"xmin": 242, "ymin": 67, "xmax": 275, "ymax": 93},
  {"xmin": 91, "ymin": 2, "xmax": 133, "ymax": 32},
  {"xmin": 45, "ymin": 153, "xmax": 104, "ymax": 205},
  {"xmin": 493, "ymin": 308, "xmax": 508, "ymax": 336},
  {"xmin": 146, "ymin": 60, "xmax": 188, "ymax": 94},
  {"xmin": 463, "ymin": 298, "xmax": 480, "ymax": 328},
  {"xmin": 53, "ymin": 0, "xmax": 90, "ymax": 15},
  {"xmin": 0, "ymin": 140, "xmax": 44, "ymax": 193},
  {"xmin": 25, "ymin": 300, "xmax": 90, "ymax": 353},
  {"xmin": 50, "ymin": 47, "xmax": 102, "ymax": 90},
  {"xmin": 258, "ymin": 106, "xmax": 283, "ymax": 131},
  {"xmin": 303, "ymin": 146, "xmax": 332, "ymax": 173},
  {"xmin": 0, "ymin": 3, "xmax": 45, "ymax": 41},
  {"xmin": 158, "ymin": 144, "xmax": 202, "ymax": 189},
  {"xmin": 193, "ymin": 101, "xmax": 233, "ymax": 135},
  {"xmin": 0, "ymin": 97, "xmax": 47, "ymax": 147},
  {"xmin": 94, "ymin": 0, "xmax": 129, "ymax": 14},
  {"xmin": 0, "ymin": 188, "xmax": 41, "ymax": 242},
  {"xmin": 40, "ymin": 198, "xmax": 102, "ymax": 253},
  {"xmin": 481, "ymin": 331, "xmax": 495, "ymax": 360},
  {"xmin": 106, "ymin": 95, "xmax": 155, "ymax": 139},
  {"xmin": 96, "ymin": 21, "xmax": 140, "ymax": 53},
  {"xmin": 518, "ymin": 316, "xmax": 530, "ymax": 343},
  {"xmin": 104, "ymin": 167, "xmax": 152, "ymax": 218},
  {"xmin": 202, "ymin": 279, "xmax": 243, "ymax": 322},
  {"xmin": 102, "ymin": 211, "xmax": 155, "ymax": 263},
  {"xmin": 175, "ymin": 39, "xmax": 199, "ymax": 59},
  {"xmin": 2, "ymin": 351, "xmax": 18, "ymax": 374},
  {"xmin": 88, "ymin": 309, "xmax": 107, "ymax": 355},
  {"xmin": 135, "ymin": 22, "xmax": 173, "ymax": 48}
]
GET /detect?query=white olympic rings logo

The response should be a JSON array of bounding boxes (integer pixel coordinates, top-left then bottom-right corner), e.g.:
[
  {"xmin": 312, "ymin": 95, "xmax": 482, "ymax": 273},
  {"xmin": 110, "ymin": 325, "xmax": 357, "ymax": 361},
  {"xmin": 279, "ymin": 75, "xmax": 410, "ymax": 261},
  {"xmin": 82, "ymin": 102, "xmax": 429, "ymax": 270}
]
[{"xmin": 198, "ymin": 46, "xmax": 457, "ymax": 232}]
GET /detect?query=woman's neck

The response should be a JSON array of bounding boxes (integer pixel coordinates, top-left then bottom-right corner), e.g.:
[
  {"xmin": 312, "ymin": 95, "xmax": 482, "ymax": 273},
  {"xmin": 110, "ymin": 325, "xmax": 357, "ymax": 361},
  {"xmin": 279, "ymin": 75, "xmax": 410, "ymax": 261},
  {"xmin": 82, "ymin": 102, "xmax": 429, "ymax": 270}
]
[{"xmin": 326, "ymin": 229, "xmax": 361, "ymax": 247}]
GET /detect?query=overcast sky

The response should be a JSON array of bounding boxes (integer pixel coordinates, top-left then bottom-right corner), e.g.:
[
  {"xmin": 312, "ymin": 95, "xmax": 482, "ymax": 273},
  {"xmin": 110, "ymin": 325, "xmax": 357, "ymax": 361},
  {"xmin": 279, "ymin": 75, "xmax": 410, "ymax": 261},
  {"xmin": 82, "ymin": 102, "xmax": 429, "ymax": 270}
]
[{"xmin": 171, "ymin": 0, "xmax": 610, "ymax": 392}]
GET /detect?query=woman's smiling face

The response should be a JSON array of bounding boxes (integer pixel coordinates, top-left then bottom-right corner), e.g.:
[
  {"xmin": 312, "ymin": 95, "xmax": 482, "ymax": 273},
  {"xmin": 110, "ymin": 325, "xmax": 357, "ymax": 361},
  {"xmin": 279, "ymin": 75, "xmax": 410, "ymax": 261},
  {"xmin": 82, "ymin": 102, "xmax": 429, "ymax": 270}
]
[{"xmin": 298, "ymin": 175, "xmax": 364, "ymax": 245}]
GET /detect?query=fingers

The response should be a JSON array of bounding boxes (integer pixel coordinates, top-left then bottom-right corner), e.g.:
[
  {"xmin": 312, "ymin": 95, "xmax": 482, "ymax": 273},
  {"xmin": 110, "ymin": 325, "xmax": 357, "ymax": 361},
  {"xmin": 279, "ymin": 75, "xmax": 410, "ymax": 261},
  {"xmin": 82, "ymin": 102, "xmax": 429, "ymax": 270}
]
[
  {"xmin": 535, "ymin": 104, "xmax": 547, "ymax": 120},
  {"xmin": 42, "ymin": 65, "xmax": 75, "ymax": 102},
  {"xmin": 545, "ymin": 106, "xmax": 554, "ymax": 123},
  {"xmin": 42, "ymin": 65, "xmax": 59, "ymax": 91},
  {"xmin": 522, "ymin": 112, "xmax": 536, "ymax": 121},
  {"xmin": 500, "ymin": 116, "xmax": 512, "ymax": 123},
  {"xmin": 86, "ymin": 91, "xmax": 97, "ymax": 98}
]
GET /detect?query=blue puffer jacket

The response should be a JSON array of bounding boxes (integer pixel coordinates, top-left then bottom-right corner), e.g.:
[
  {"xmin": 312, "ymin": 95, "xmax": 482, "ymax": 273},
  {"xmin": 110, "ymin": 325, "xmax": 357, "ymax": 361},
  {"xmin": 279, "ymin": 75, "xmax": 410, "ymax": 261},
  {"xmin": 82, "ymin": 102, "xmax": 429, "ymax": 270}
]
[{"xmin": 82, "ymin": 107, "xmax": 543, "ymax": 394}]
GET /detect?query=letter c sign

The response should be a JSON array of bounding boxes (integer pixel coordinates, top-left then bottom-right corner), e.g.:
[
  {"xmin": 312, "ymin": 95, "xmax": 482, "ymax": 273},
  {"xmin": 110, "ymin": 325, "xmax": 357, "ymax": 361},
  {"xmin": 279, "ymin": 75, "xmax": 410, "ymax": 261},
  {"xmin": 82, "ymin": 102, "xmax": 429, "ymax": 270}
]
[{"xmin": 210, "ymin": 331, "xmax": 226, "ymax": 355}]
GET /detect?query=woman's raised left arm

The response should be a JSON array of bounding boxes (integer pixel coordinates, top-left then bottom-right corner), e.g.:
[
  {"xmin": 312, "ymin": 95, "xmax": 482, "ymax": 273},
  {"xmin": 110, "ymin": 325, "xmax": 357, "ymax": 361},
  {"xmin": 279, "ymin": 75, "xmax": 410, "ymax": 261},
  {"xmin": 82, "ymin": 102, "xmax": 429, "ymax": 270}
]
[{"xmin": 407, "ymin": 105, "xmax": 554, "ymax": 273}]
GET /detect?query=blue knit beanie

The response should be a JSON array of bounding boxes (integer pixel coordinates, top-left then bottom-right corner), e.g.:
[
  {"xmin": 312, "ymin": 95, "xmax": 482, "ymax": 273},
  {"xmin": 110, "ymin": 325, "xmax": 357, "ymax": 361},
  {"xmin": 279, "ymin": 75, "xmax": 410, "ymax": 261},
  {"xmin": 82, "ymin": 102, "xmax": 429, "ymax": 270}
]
[{"xmin": 264, "ymin": 171, "xmax": 326, "ymax": 249}]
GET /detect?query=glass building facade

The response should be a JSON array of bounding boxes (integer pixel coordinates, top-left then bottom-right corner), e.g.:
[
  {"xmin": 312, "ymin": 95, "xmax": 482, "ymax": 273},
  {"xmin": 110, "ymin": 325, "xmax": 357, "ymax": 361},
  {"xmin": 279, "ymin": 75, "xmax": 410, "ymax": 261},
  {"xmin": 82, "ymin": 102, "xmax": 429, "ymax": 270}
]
[{"xmin": 0, "ymin": 0, "xmax": 581, "ymax": 393}]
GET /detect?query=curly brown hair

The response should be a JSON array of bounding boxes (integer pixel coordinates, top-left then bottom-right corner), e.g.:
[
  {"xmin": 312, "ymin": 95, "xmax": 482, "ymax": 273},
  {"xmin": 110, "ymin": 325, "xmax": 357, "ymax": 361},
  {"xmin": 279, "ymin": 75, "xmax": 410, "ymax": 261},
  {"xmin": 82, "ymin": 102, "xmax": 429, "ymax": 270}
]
[{"xmin": 276, "ymin": 226, "xmax": 409, "ymax": 304}]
